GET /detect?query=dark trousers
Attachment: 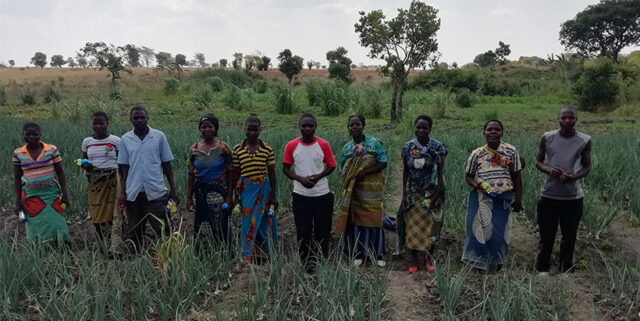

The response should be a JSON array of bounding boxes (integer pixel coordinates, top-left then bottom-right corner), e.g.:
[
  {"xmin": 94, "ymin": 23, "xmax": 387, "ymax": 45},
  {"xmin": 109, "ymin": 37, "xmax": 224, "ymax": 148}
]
[
  {"xmin": 292, "ymin": 192, "xmax": 334, "ymax": 267},
  {"xmin": 125, "ymin": 192, "xmax": 170, "ymax": 251},
  {"xmin": 536, "ymin": 197, "xmax": 583, "ymax": 273}
]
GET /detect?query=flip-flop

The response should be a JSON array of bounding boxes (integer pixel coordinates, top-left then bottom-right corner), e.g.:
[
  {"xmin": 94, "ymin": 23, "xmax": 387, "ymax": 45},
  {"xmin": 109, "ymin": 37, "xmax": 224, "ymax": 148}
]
[
  {"xmin": 425, "ymin": 263, "xmax": 434, "ymax": 273},
  {"xmin": 408, "ymin": 266, "xmax": 418, "ymax": 273}
]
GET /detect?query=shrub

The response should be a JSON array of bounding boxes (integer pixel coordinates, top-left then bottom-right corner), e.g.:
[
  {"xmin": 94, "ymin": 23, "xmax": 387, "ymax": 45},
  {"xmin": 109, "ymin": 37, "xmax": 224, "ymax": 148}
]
[
  {"xmin": 409, "ymin": 68, "xmax": 479, "ymax": 92},
  {"xmin": 20, "ymin": 87, "xmax": 37, "ymax": 105},
  {"xmin": 574, "ymin": 58, "xmax": 618, "ymax": 112},
  {"xmin": 42, "ymin": 82, "xmax": 62, "ymax": 103},
  {"xmin": 192, "ymin": 85, "xmax": 213, "ymax": 109},
  {"xmin": 0, "ymin": 85, "xmax": 7, "ymax": 105},
  {"xmin": 363, "ymin": 86, "xmax": 385, "ymax": 118},
  {"xmin": 191, "ymin": 68, "xmax": 257, "ymax": 88},
  {"xmin": 108, "ymin": 85, "xmax": 123, "ymax": 101},
  {"xmin": 431, "ymin": 88, "xmax": 453, "ymax": 118},
  {"xmin": 318, "ymin": 80, "xmax": 350, "ymax": 116},
  {"xmin": 328, "ymin": 63, "xmax": 352, "ymax": 83},
  {"xmin": 206, "ymin": 76, "xmax": 225, "ymax": 92},
  {"xmin": 241, "ymin": 88, "xmax": 255, "ymax": 110},
  {"xmin": 306, "ymin": 80, "xmax": 322, "ymax": 106},
  {"xmin": 253, "ymin": 80, "xmax": 269, "ymax": 94},
  {"xmin": 164, "ymin": 77, "xmax": 180, "ymax": 95},
  {"xmin": 223, "ymin": 84, "xmax": 242, "ymax": 110},
  {"xmin": 454, "ymin": 88, "xmax": 475, "ymax": 108},
  {"xmin": 273, "ymin": 84, "xmax": 296, "ymax": 114}
]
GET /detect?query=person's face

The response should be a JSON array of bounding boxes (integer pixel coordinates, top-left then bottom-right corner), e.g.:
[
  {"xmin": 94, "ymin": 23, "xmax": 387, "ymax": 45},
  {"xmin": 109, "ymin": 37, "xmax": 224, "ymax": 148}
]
[
  {"xmin": 299, "ymin": 118, "xmax": 316, "ymax": 139},
  {"xmin": 92, "ymin": 116, "xmax": 108, "ymax": 136},
  {"xmin": 414, "ymin": 119, "xmax": 431, "ymax": 141},
  {"xmin": 200, "ymin": 120, "xmax": 216, "ymax": 140},
  {"xmin": 483, "ymin": 122, "xmax": 503, "ymax": 145},
  {"xmin": 23, "ymin": 128, "xmax": 41, "ymax": 145},
  {"xmin": 558, "ymin": 109, "xmax": 577, "ymax": 130},
  {"xmin": 130, "ymin": 110, "xmax": 148, "ymax": 130},
  {"xmin": 244, "ymin": 122, "xmax": 261, "ymax": 140},
  {"xmin": 348, "ymin": 117, "xmax": 363, "ymax": 138}
]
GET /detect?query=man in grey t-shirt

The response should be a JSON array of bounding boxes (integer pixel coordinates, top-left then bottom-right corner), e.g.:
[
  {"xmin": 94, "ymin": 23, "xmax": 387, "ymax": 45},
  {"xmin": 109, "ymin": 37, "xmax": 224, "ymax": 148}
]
[{"xmin": 535, "ymin": 105, "xmax": 591, "ymax": 275}]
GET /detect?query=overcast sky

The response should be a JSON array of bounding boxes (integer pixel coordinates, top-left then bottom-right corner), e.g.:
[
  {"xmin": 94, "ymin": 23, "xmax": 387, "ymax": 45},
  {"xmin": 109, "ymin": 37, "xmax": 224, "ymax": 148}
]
[{"xmin": 1, "ymin": 0, "xmax": 638, "ymax": 67}]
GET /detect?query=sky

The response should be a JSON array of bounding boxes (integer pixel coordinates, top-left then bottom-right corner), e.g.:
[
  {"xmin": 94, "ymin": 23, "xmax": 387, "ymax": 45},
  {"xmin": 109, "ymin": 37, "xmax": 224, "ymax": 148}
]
[{"xmin": 1, "ymin": 0, "xmax": 638, "ymax": 67}]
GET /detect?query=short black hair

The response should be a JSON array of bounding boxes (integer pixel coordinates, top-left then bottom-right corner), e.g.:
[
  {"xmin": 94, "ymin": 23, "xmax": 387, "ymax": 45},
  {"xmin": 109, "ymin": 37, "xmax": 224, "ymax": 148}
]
[
  {"xmin": 245, "ymin": 113, "xmax": 261, "ymax": 127},
  {"xmin": 23, "ymin": 122, "xmax": 40, "ymax": 132},
  {"xmin": 199, "ymin": 114, "xmax": 219, "ymax": 131},
  {"xmin": 348, "ymin": 114, "xmax": 365, "ymax": 127},
  {"xmin": 414, "ymin": 114, "xmax": 433, "ymax": 128},
  {"xmin": 130, "ymin": 105, "xmax": 147, "ymax": 117},
  {"xmin": 92, "ymin": 111, "xmax": 109, "ymax": 123},
  {"xmin": 299, "ymin": 113, "xmax": 317, "ymax": 125},
  {"xmin": 484, "ymin": 119, "xmax": 504, "ymax": 131},
  {"xmin": 559, "ymin": 104, "xmax": 578, "ymax": 117}
]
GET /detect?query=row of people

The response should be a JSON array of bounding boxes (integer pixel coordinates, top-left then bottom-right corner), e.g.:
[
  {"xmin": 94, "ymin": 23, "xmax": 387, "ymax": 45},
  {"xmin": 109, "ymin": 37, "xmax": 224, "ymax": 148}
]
[{"xmin": 12, "ymin": 105, "xmax": 590, "ymax": 275}]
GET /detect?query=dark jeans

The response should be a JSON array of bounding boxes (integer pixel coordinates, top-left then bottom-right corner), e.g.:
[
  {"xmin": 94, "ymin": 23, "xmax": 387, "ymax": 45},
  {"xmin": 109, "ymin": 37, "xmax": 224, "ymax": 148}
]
[
  {"xmin": 536, "ymin": 197, "xmax": 583, "ymax": 273},
  {"xmin": 125, "ymin": 192, "xmax": 171, "ymax": 251},
  {"xmin": 292, "ymin": 192, "xmax": 334, "ymax": 267}
]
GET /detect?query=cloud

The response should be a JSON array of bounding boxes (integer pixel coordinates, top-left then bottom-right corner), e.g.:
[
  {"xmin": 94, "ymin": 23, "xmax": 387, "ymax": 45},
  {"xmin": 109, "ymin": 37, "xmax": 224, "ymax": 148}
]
[{"xmin": 490, "ymin": 7, "xmax": 517, "ymax": 17}]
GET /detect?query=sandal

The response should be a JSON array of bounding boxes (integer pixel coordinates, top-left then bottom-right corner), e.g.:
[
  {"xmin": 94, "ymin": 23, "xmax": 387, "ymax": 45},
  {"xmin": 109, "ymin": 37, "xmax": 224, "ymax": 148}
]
[
  {"xmin": 408, "ymin": 266, "xmax": 418, "ymax": 273},
  {"xmin": 425, "ymin": 254, "xmax": 434, "ymax": 272}
]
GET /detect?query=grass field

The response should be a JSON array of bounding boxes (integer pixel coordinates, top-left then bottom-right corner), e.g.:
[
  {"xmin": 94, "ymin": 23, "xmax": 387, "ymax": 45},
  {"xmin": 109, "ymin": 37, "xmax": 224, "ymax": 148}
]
[{"xmin": 1, "ymin": 67, "xmax": 640, "ymax": 320}]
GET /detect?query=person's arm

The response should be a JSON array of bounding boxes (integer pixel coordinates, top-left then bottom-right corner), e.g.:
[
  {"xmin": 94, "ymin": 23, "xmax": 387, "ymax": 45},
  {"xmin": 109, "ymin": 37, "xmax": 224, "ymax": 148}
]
[
  {"xmin": 82, "ymin": 152, "xmax": 88, "ymax": 159},
  {"xmin": 401, "ymin": 161, "xmax": 409, "ymax": 209},
  {"xmin": 282, "ymin": 163, "xmax": 315, "ymax": 188},
  {"xmin": 535, "ymin": 136, "xmax": 563, "ymax": 178},
  {"xmin": 162, "ymin": 161, "xmax": 178, "ymax": 204},
  {"xmin": 566, "ymin": 140, "xmax": 591, "ymax": 181},
  {"xmin": 354, "ymin": 162, "xmax": 386, "ymax": 180},
  {"xmin": 118, "ymin": 164, "xmax": 129, "ymax": 210},
  {"xmin": 510, "ymin": 170, "xmax": 523, "ymax": 212},
  {"xmin": 267, "ymin": 164, "xmax": 279, "ymax": 210},
  {"xmin": 309, "ymin": 166, "xmax": 335, "ymax": 183},
  {"xmin": 13, "ymin": 164, "xmax": 24, "ymax": 216},
  {"xmin": 53, "ymin": 162, "xmax": 70, "ymax": 207},
  {"xmin": 432, "ymin": 155, "xmax": 446, "ymax": 199},
  {"xmin": 465, "ymin": 173, "xmax": 479, "ymax": 189}
]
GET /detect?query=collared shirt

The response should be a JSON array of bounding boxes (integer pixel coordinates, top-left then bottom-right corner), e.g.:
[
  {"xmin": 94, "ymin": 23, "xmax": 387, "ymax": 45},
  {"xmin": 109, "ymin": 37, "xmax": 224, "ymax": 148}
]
[
  {"xmin": 13, "ymin": 142, "xmax": 61, "ymax": 185},
  {"xmin": 117, "ymin": 127, "xmax": 173, "ymax": 201}
]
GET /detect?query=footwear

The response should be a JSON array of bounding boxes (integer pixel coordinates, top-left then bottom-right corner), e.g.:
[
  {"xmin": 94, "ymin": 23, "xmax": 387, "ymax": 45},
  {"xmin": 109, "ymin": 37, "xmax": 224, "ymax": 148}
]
[
  {"xmin": 354, "ymin": 259, "xmax": 363, "ymax": 267},
  {"xmin": 408, "ymin": 266, "xmax": 418, "ymax": 273},
  {"xmin": 377, "ymin": 260, "xmax": 386, "ymax": 267},
  {"xmin": 392, "ymin": 249, "xmax": 403, "ymax": 257},
  {"xmin": 425, "ymin": 263, "xmax": 434, "ymax": 273},
  {"xmin": 537, "ymin": 271, "xmax": 550, "ymax": 277}
]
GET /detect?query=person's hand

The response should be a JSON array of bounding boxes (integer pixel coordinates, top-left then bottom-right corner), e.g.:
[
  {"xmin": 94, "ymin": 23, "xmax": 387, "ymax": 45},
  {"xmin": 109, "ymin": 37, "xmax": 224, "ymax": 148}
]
[
  {"xmin": 14, "ymin": 202, "xmax": 24, "ymax": 217},
  {"xmin": 308, "ymin": 174, "xmax": 320, "ymax": 184},
  {"xmin": 186, "ymin": 198, "xmax": 195, "ymax": 212},
  {"xmin": 549, "ymin": 167, "xmax": 564, "ymax": 178},
  {"xmin": 298, "ymin": 176, "xmax": 315, "ymax": 189},
  {"xmin": 560, "ymin": 171, "xmax": 575, "ymax": 183},
  {"xmin": 117, "ymin": 192, "xmax": 127, "ymax": 211},
  {"xmin": 269, "ymin": 197, "xmax": 279, "ymax": 211},
  {"xmin": 512, "ymin": 200, "xmax": 523, "ymax": 212},
  {"xmin": 353, "ymin": 144, "xmax": 364, "ymax": 156},
  {"xmin": 61, "ymin": 194, "xmax": 70, "ymax": 209},
  {"xmin": 168, "ymin": 190, "xmax": 179, "ymax": 206},
  {"xmin": 401, "ymin": 194, "xmax": 409, "ymax": 210}
]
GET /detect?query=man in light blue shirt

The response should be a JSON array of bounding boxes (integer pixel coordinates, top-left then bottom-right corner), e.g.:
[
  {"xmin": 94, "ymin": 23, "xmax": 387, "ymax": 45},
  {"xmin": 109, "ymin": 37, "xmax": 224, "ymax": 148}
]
[{"xmin": 117, "ymin": 105, "xmax": 178, "ymax": 251}]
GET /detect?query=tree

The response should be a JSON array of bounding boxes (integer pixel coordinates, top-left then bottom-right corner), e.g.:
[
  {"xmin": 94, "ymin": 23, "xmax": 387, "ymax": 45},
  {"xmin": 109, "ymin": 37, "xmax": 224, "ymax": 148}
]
[
  {"xmin": 244, "ymin": 55, "xmax": 259, "ymax": 71},
  {"xmin": 8, "ymin": 60, "xmax": 14, "ymax": 67},
  {"xmin": 451, "ymin": 61, "xmax": 458, "ymax": 69},
  {"xmin": 314, "ymin": 61, "xmax": 321, "ymax": 69},
  {"xmin": 232, "ymin": 53, "xmax": 243, "ymax": 70},
  {"xmin": 219, "ymin": 59, "xmax": 228, "ymax": 68},
  {"xmin": 66, "ymin": 57, "xmax": 77, "ymax": 68},
  {"xmin": 175, "ymin": 54, "xmax": 187, "ymax": 66},
  {"xmin": 326, "ymin": 46, "xmax": 352, "ymax": 66},
  {"xmin": 139, "ymin": 46, "xmax": 155, "ymax": 67},
  {"xmin": 31, "ymin": 52, "xmax": 47, "ymax": 68},
  {"xmin": 495, "ymin": 41, "xmax": 511, "ymax": 65},
  {"xmin": 80, "ymin": 42, "xmax": 130, "ymax": 84},
  {"xmin": 76, "ymin": 54, "xmax": 88, "ymax": 68},
  {"xmin": 50, "ymin": 54, "xmax": 66, "ymax": 68},
  {"xmin": 277, "ymin": 49, "xmax": 304, "ymax": 84},
  {"xmin": 560, "ymin": 0, "xmax": 640, "ymax": 62},
  {"xmin": 125, "ymin": 44, "xmax": 141, "ymax": 67},
  {"xmin": 355, "ymin": 1, "xmax": 440, "ymax": 121},
  {"xmin": 307, "ymin": 60, "xmax": 315, "ymax": 70},
  {"xmin": 473, "ymin": 50, "xmax": 497, "ymax": 67},
  {"xmin": 257, "ymin": 56, "xmax": 271, "ymax": 71},
  {"xmin": 194, "ymin": 53, "xmax": 206, "ymax": 67},
  {"xmin": 155, "ymin": 51, "xmax": 173, "ymax": 66}
]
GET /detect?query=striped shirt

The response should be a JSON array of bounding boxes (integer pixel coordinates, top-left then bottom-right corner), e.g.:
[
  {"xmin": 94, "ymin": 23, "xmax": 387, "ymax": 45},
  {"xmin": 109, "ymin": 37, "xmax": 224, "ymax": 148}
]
[
  {"xmin": 232, "ymin": 140, "xmax": 275, "ymax": 179},
  {"xmin": 12, "ymin": 142, "xmax": 62, "ymax": 184}
]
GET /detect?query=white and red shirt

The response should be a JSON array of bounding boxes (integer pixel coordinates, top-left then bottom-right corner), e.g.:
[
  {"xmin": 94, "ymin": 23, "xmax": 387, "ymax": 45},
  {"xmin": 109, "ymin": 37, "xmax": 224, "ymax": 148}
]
[
  {"xmin": 283, "ymin": 137, "xmax": 336, "ymax": 197},
  {"xmin": 82, "ymin": 135, "xmax": 121, "ymax": 169}
]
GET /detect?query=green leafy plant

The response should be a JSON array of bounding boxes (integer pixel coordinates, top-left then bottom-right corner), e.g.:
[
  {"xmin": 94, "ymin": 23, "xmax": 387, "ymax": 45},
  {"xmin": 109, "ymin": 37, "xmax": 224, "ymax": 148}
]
[
  {"xmin": 20, "ymin": 87, "xmax": 37, "ymax": 105},
  {"xmin": 273, "ymin": 83, "xmax": 296, "ymax": 114},
  {"xmin": 163, "ymin": 77, "xmax": 180, "ymax": 95},
  {"xmin": 42, "ymin": 82, "xmax": 63, "ymax": 103}
]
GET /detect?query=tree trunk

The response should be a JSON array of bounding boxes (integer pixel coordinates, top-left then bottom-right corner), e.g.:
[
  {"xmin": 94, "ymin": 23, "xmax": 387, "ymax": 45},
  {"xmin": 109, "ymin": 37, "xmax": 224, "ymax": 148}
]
[{"xmin": 390, "ymin": 71, "xmax": 406, "ymax": 122}]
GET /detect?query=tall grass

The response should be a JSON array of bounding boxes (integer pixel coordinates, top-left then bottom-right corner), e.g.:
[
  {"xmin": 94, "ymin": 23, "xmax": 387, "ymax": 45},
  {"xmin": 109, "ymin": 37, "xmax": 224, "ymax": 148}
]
[
  {"xmin": 20, "ymin": 87, "xmax": 37, "ymax": 105},
  {"xmin": 42, "ymin": 82, "xmax": 63, "ymax": 103},
  {"xmin": 273, "ymin": 83, "xmax": 296, "ymax": 114},
  {"xmin": 0, "ymin": 84, "xmax": 7, "ymax": 105}
]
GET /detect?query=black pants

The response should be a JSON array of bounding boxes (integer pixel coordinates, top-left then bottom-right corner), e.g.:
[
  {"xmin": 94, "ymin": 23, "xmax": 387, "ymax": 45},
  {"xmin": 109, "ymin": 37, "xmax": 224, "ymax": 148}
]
[
  {"xmin": 536, "ymin": 197, "xmax": 583, "ymax": 273},
  {"xmin": 125, "ymin": 192, "xmax": 171, "ymax": 251},
  {"xmin": 292, "ymin": 192, "xmax": 334, "ymax": 267}
]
